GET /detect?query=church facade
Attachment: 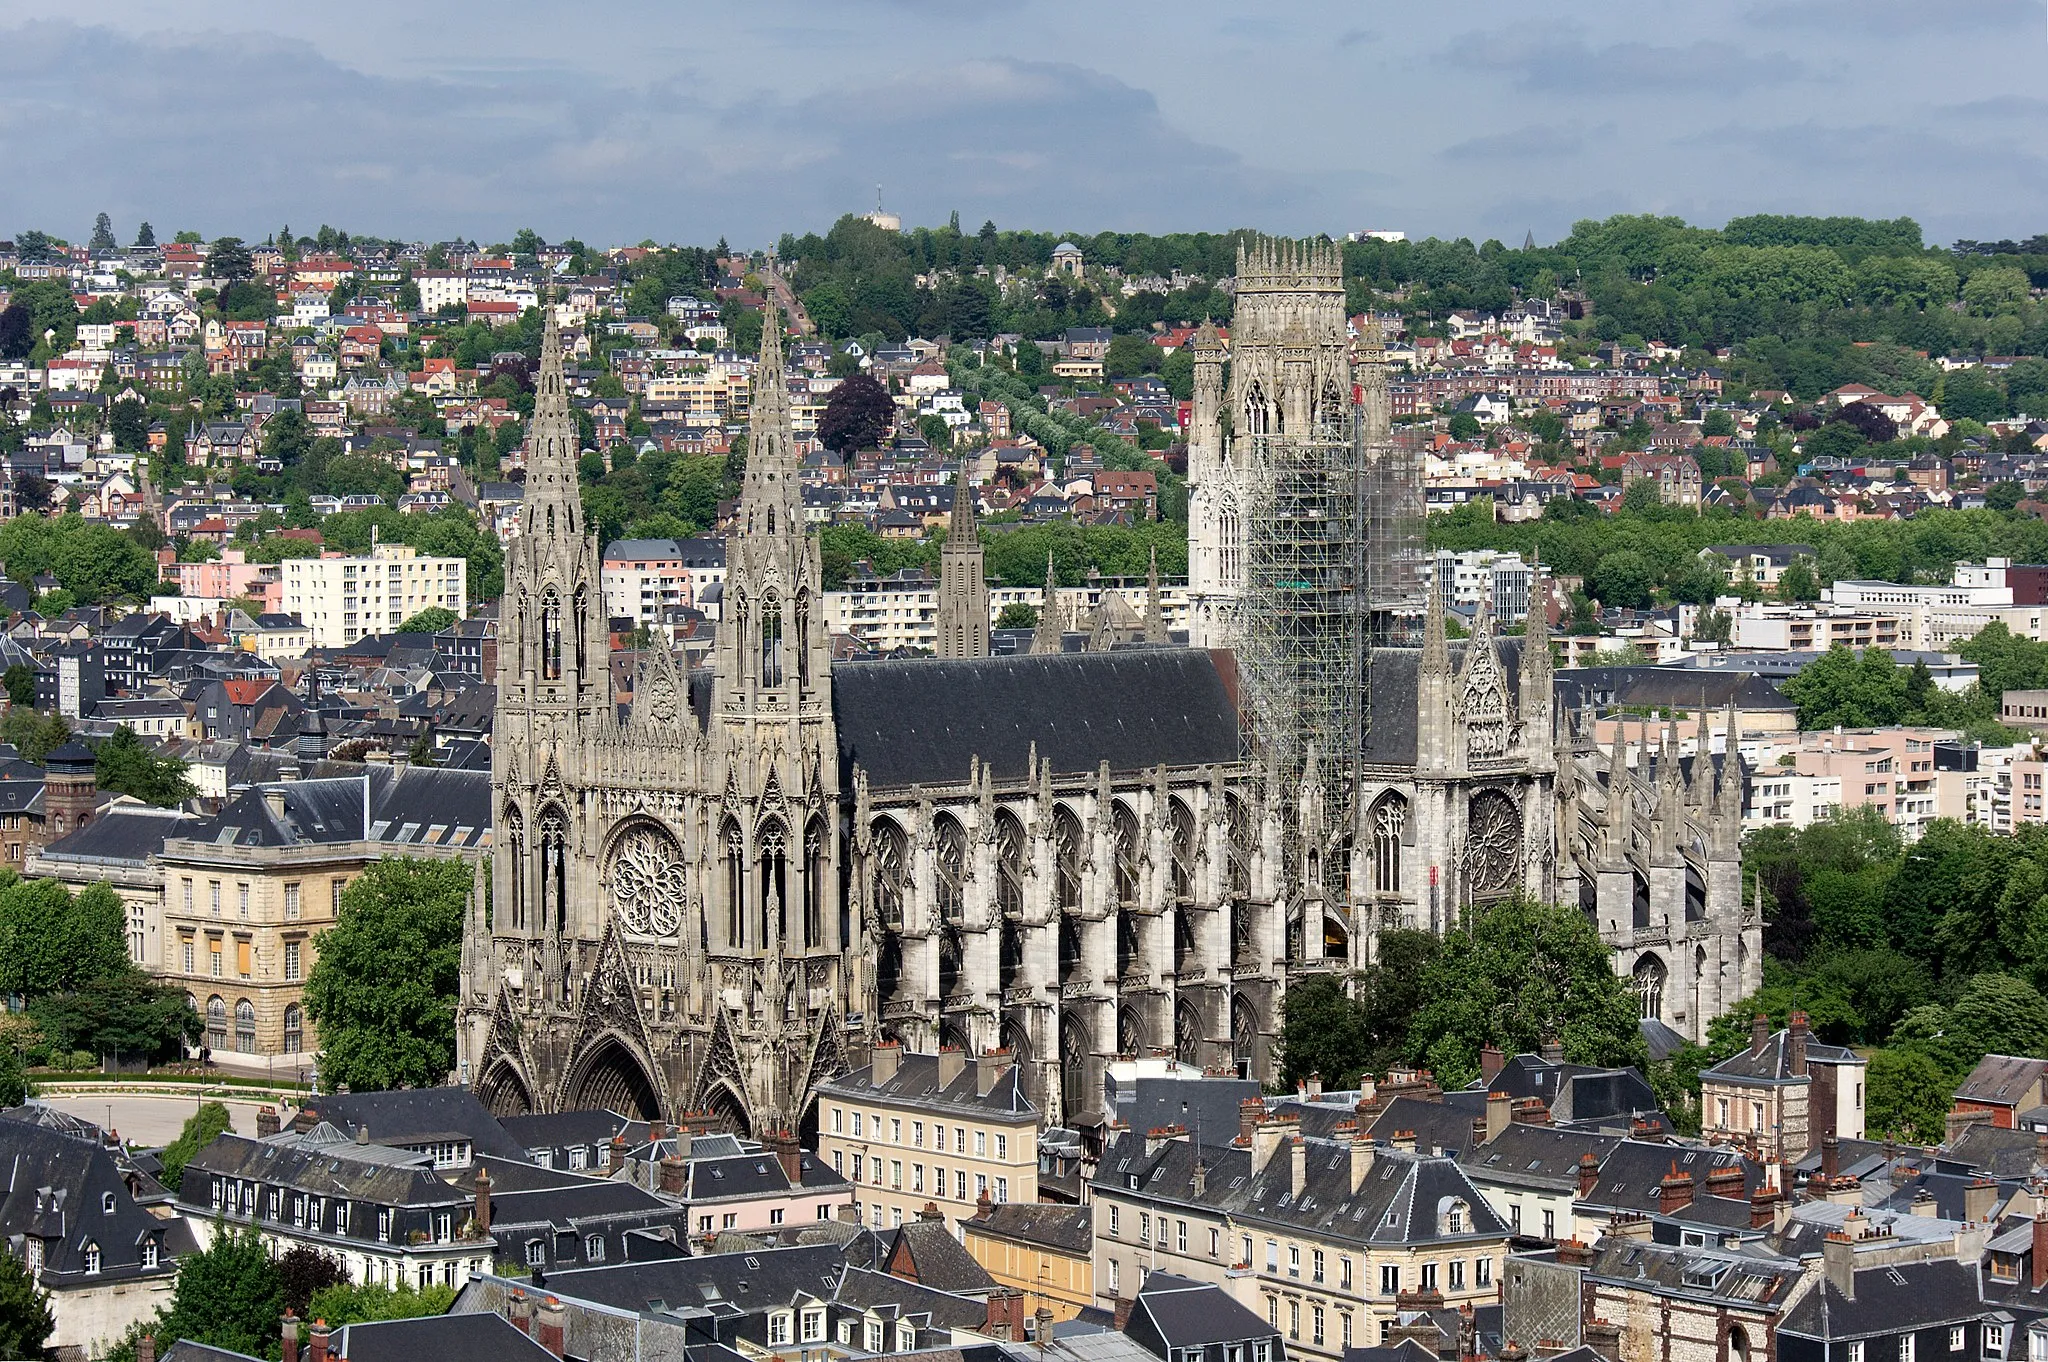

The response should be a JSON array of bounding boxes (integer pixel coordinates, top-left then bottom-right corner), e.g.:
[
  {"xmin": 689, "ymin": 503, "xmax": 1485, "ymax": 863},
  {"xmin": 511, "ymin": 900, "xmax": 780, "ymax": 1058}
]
[{"xmin": 459, "ymin": 259, "xmax": 1759, "ymax": 1140}]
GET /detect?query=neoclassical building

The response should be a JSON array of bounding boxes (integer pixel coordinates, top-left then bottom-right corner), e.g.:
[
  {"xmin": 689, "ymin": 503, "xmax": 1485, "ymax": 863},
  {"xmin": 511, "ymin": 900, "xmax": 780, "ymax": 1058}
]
[{"xmin": 460, "ymin": 264, "xmax": 1758, "ymax": 1141}]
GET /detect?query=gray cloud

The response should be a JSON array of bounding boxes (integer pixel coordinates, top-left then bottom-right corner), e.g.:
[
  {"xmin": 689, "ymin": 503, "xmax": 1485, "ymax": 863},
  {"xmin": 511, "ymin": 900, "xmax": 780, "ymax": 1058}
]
[{"xmin": 0, "ymin": 5, "xmax": 2042, "ymax": 249}]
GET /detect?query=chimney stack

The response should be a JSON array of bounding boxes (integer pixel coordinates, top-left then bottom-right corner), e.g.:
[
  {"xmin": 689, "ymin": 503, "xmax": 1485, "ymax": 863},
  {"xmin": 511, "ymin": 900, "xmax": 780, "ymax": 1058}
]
[
  {"xmin": 1655, "ymin": 1161, "xmax": 1694, "ymax": 1215},
  {"xmin": 508, "ymin": 1290, "xmax": 532, "ymax": 1335},
  {"xmin": 1192, "ymin": 1159, "xmax": 1208, "ymax": 1198},
  {"xmin": 1113, "ymin": 1295, "xmax": 1135, "ymax": 1332},
  {"xmin": 1788, "ymin": 1011, "xmax": 1809, "ymax": 1077},
  {"xmin": 308, "ymin": 1320, "xmax": 330, "ymax": 1362},
  {"xmin": 1485, "ymin": 1091, "xmax": 1513, "ymax": 1144},
  {"xmin": 536, "ymin": 1297, "xmax": 567, "ymax": 1359},
  {"xmin": 1823, "ymin": 1232, "xmax": 1856, "ymax": 1300},
  {"xmin": 282, "ymin": 1312, "xmax": 299, "ymax": 1362},
  {"xmin": 766, "ymin": 1129, "xmax": 803, "ymax": 1186},
  {"xmin": 1250, "ymin": 1114, "xmax": 1289, "ymax": 1175},
  {"xmin": 1577, "ymin": 1152, "xmax": 1600, "ymax": 1200},
  {"xmin": 978, "ymin": 1049, "xmax": 1013, "ymax": 1098},
  {"xmin": 1965, "ymin": 1177, "xmax": 1998, "ymax": 1224},
  {"xmin": 1239, "ymin": 1098, "xmax": 1265, "ymax": 1147},
  {"xmin": 1539, "ymin": 1036, "xmax": 1563, "ymax": 1063},
  {"xmin": 1351, "ymin": 1133, "xmax": 1376, "ymax": 1194},
  {"xmin": 1480, "ymin": 1045, "xmax": 1506, "ymax": 1085},
  {"xmin": 1305, "ymin": 1071, "xmax": 1323, "ymax": 1101},
  {"xmin": 137, "ymin": 1334, "xmax": 156, "ymax": 1362},
  {"xmin": 1748, "ymin": 1186, "xmax": 1777, "ymax": 1229},
  {"xmin": 474, "ymin": 1165, "xmax": 492, "ymax": 1234},
  {"xmin": 872, "ymin": 1041, "xmax": 901, "ymax": 1084},
  {"xmin": 983, "ymin": 1287, "xmax": 1025, "ymax": 1341},
  {"xmin": 938, "ymin": 1046, "xmax": 966, "ymax": 1090},
  {"xmin": 1821, "ymin": 1135, "xmax": 1840, "ymax": 1186},
  {"xmin": 2033, "ymin": 1196, "xmax": 2048, "ymax": 1291},
  {"xmin": 660, "ymin": 1155, "xmax": 685, "ymax": 1196},
  {"xmin": 1290, "ymin": 1135, "xmax": 1307, "ymax": 1199},
  {"xmin": 257, "ymin": 1106, "xmax": 281, "ymax": 1138},
  {"xmin": 1751, "ymin": 1013, "xmax": 1771, "ymax": 1056},
  {"xmin": 605, "ymin": 1134, "xmax": 627, "ymax": 1175}
]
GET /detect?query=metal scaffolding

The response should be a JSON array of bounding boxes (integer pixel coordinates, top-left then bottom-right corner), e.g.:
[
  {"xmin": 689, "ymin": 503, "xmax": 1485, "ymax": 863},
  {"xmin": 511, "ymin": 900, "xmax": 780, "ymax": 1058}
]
[
  {"xmin": 1360, "ymin": 332, "xmax": 1428, "ymax": 648},
  {"xmin": 1237, "ymin": 413, "xmax": 1368, "ymax": 795}
]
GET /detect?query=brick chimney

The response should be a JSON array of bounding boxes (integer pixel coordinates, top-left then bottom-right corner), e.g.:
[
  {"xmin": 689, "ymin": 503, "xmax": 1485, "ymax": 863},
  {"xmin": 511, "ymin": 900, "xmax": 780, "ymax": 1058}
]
[
  {"xmin": 1584, "ymin": 1320, "xmax": 1622, "ymax": 1359},
  {"xmin": 1480, "ymin": 1045, "xmax": 1506, "ymax": 1085},
  {"xmin": 1239, "ymin": 1097, "xmax": 1265, "ymax": 1147},
  {"xmin": 138, "ymin": 1334, "xmax": 156, "ymax": 1362},
  {"xmin": 1748, "ymin": 1186, "xmax": 1777, "ymax": 1229},
  {"xmin": 766, "ymin": 1129, "xmax": 803, "ymax": 1185},
  {"xmin": 257, "ymin": 1106, "xmax": 281, "ymax": 1138},
  {"xmin": 1704, "ymin": 1162, "xmax": 1745, "ymax": 1200},
  {"xmin": 2033, "ymin": 1195, "xmax": 2048, "ymax": 1291},
  {"xmin": 1351, "ymin": 1133, "xmax": 1376, "ymax": 1194},
  {"xmin": 536, "ymin": 1296, "xmax": 567, "ymax": 1359},
  {"xmin": 1539, "ymin": 1036, "xmax": 1563, "ymax": 1063},
  {"xmin": 1787, "ymin": 1011, "xmax": 1809, "ymax": 1077},
  {"xmin": 474, "ymin": 1165, "xmax": 492, "ymax": 1234},
  {"xmin": 872, "ymin": 1040, "xmax": 900, "ymax": 1084},
  {"xmin": 507, "ymin": 1290, "xmax": 532, "ymax": 1335},
  {"xmin": 1554, "ymin": 1238, "xmax": 1595, "ymax": 1267},
  {"xmin": 1145, "ymin": 1124, "xmax": 1184, "ymax": 1158},
  {"xmin": 1577, "ymin": 1152, "xmax": 1600, "ymax": 1200},
  {"xmin": 1655, "ymin": 1161, "xmax": 1694, "ymax": 1215},
  {"xmin": 308, "ymin": 1320, "xmax": 330, "ymax": 1362},
  {"xmin": 1390, "ymin": 1128, "xmax": 1417, "ymax": 1153},
  {"xmin": 1113, "ymin": 1295, "xmax": 1136, "ymax": 1332},
  {"xmin": 977, "ymin": 1048, "xmax": 1013, "ymax": 1098},
  {"xmin": 938, "ymin": 1046, "xmax": 966, "ymax": 1089},
  {"xmin": 1750, "ymin": 1012, "xmax": 1771, "ymax": 1057},
  {"xmin": 983, "ymin": 1287, "xmax": 1025, "ymax": 1341},
  {"xmin": 282, "ymin": 1312, "xmax": 299, "ymax": 1362},
  {"xmin": 660, "ymin": 1155, "xmax": 685, "ymax": 1196},
  {"xmin": 1820, "ymin": 1134, "xmax": 1840, "ymax": 1186},
  {"xmin": 648, "ymin": 1119, "xmax": 667, "ymax": 1144},
  {"xmin": 605, "ymin": 1134, "xmax": 627, "ymax": 1175}
]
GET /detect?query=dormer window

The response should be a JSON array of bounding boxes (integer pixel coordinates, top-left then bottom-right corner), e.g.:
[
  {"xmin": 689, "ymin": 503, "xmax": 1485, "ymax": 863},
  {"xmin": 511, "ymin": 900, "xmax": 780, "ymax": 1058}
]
[
  {"xmin": 102, "ymin": 1192, "xmax": 116, "ymax": 1214},
  {"xmin": 84, "ymin": 1241, "xmax": 101, "ymax": 1275}
]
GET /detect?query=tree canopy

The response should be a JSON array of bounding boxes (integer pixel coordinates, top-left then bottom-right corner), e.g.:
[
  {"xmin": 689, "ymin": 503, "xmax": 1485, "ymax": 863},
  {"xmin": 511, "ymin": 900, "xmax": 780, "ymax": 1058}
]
[{"xmin": 302, "ymin": 857, "xmax": 472, "ymax": 1090}]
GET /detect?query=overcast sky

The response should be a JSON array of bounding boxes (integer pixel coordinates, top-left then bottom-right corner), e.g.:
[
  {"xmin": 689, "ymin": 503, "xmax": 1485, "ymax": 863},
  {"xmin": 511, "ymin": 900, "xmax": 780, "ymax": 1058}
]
[{"xmin": 4, "ymin": 0, "xmax": 2045, "ymax": 250}]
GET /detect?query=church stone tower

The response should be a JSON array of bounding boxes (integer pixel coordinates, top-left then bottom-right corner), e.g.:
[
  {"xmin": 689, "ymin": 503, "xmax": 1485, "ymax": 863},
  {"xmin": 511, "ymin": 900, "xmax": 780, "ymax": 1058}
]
[
  {"xmin": 933, "ymin": 464, "xmax": 989, "ymax": 659},
  {"xmin": 1186, "ymin": 239, "xmax": 1351, "ymax": 649}
]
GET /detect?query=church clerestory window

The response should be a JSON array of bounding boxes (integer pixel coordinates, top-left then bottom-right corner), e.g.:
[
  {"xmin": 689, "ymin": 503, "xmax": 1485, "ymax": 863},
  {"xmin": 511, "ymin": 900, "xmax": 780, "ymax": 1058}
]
[
  {"xmin": 539, "ymin": 590, "xmax": 563, "ymax": 681},
  {"xmin": 760, "ymin": 596, "xmax": 784, "ymax": 689},
  {"xmin": 1371, "ymin": 794, "xmax": 1407, "ymax": 896}
]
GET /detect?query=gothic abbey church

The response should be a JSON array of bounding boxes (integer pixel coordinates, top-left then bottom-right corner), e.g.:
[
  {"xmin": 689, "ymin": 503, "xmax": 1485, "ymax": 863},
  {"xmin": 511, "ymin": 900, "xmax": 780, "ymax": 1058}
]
[{"xmin": 459, "ymin": 251, "xmax": 1759, "ymax": 1137}]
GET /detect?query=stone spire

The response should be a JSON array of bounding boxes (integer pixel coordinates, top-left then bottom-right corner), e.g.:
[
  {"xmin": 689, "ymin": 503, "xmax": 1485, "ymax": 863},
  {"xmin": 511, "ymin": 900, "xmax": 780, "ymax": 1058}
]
[
  {"xmin": 1144, "ymin": 545, "xmax": 1168, "ymax": 644},
  {"xmin": 1601, "ymin": 725, "xmax": 1632, "ymax": 864},
  {"xmin": 1031, "ymin": 553, "xmax": 1065, "ymax": 656},
  {"xmin": 1712, "ymin": 702, "xmax": 1744, "ymax": 858},
  {"xmin": 1521, "ymin": 554, "xmax": 1553, "ymax": 771},
  {"xmin": 935, "ymin": 460, "xmax": 990, "ymax": 659},
  {"xmin": 1416, "ymin": 599, "xmax": 1454, "ymax": 773},
  {"xmin": 522, "ymin": 298, "xmax": 580, "ymax": 530},
  {"xmin": 1652, "ymin": 718, "xmax": 1683, "ymax": 863},
  {"xmin": 736, "ymin": 302, "xmax": 801, "ymax": 542}
]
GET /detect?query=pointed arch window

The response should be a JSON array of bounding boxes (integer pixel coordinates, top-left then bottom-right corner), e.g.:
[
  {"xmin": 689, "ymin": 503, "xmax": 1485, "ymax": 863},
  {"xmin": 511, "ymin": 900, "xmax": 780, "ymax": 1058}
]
[
  {"xmin": 795, "ymin": 590, "xmax": 812, "ymax": 688},
  {"xmin": 870, "ymin": 819, "xmax": 908, "ymax": 932},
  {"xmin": 1218, "ymin": 496, "xmax": 1243, "ymax": 585},
  {"xmin": 539, "ymin": 588, "xmax": 563, "ymax": 681},
  {"xmin": 934, "ymin": 814, "xmax": 967, "ymax": 923},
  {"xmin": 1243, "ymin": 381, "xmax": 1271, "ymax": 440},
  {"xmin": 720, "ymin": 820, "xmax": 744, "ymax": 948},
  {"xmin": 1052, "ymin": 806, "xmax": 1083, "ymax": 912},
  {"xmin": 1111, "ymin": 802, "xmax": 1140, "ymax": 907},
  {"xmin": 760, "ymin": 594, "xmax": 785, "ymax": 689},
  {"xmin": 1371, "ymin": 793, "xmax": 1408, "ymax": 896},
  {"xmin": 1226, "ymin": 793, "xmax": 1252, "ymax": 900},
  {"xmin": 804, "ymin": 817, "xmax": 826, "ymax": 949},
  {"xmin": 538, "ymin": 808, "xmax": 568, "ymax": 933},
  {"xmin": 573, "ymin": 586, "xmax": 589, "ymax": 677},
  {"xmin": 504, "ymin": 806, "xmax": 526, "ymax": 929},
  {"xmin": 1169, "ymin": 798, "xmax": 1196, "ymax": 901},
  {"xmin": 758, "ymin": 819, "xmax": 788, "ymax": 946},
  {"xmin": 995, "ymin": 810, "xmax": 1025, "ymax": 920}
]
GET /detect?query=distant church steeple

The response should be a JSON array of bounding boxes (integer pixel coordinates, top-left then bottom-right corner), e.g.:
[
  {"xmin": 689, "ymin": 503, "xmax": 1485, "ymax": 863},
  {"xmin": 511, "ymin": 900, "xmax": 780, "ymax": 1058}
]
[
  {"xmin": 934, "ymin": 462, "xmax": 989, "ymax": 658},
  {"xmin": 1031, "ymin": 553, "xmax": 1065, "ymax": 656}
]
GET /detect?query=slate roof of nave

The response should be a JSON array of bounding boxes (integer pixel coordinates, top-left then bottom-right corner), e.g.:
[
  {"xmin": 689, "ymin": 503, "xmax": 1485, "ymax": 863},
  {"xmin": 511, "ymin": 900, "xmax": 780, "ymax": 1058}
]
[
  {"xmin": 1361, "ymin": 638, "xmax": 1525, "ymax": 768},
  {"xmin": 829, "ymin": 648, "xmax": 1242, "ymax": 789}
]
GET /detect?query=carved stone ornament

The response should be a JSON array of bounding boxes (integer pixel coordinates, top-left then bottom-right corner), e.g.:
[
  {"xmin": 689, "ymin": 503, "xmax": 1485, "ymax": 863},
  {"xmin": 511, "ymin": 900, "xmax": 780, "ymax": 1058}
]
[
  {"xmin": 607, "ymin": 825, "xmax": 687, "ymax": 937},
  {"xmin": 1465, "ymin": 789, "xmax": 1524, "ymax": 896}
]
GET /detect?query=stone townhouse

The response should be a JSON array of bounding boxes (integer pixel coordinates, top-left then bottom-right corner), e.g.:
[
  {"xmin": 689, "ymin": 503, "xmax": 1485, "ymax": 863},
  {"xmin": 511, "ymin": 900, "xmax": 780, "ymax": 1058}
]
[{"xmin": 1090, "ymin": 1109, "xmax": 1510, "ymax": 1361}]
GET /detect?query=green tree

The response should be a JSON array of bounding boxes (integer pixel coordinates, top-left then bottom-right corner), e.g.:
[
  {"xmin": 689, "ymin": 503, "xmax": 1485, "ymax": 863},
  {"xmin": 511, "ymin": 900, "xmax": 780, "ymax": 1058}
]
[
  {"xmin": 153, "ymin": 1224, "xmax": 283, "ymax": 1359},
  {"xmin": 1782, "ymin": 645, "xmax": 1909, "ymax": 729},
  {"xmin": 0, "ymin": 878, "xmax": 129, "ymax": 997},
  {"xmin": 157, "ymin": 1102, "xmax": 234, "ymax": 1192},
  {"xmin": 996, "ymin": 603, "xmax": 1039, "ymax": 630},
  {"xmin": 302, "ymin": 857, "xmax": 471, "ymax": 1090},
  {"xmin": 1278, "ymin": 973, "xmax": 1375, "ymax": 1090},
  {"xmin": 1, "ymin": 665, "xmax": 34, "ymax": 708},
  {"xmin": 1988, "ymin": 480, "xmax": 2026, "ymax": 512},
  {"xmin": 28, "ymin": 970, "xmax": 199, "ymax": 1063},
  {"xmin": 207, "ymin": 237, "xmax": 255, "ymax": 286},
  {"xmin": 0, "ymin": 1044, "xmax": 26, "ymax": 1108},
  {"xmin": 1103, "ymin": 332, "xmax": 1158, "ymax": 378},
  {"xmin": 305, "ymin": 1280, "xmax": 458, "ymax": 1327},
  {"xmin": 0, "ymin": 707, "xmax": 71, "ymax": 764},
  {"xmin": 407, "ymin": 730, "xmax": 438, "ymax": 768},
  {"xmin": 397, "ymin": 607, "xmax": 458, "ymax": 635},
  {"xmin": 278, "ymin": 1246, "xmax": 349, "ymax": 1316},
  {"xmin": 94, "ymin": 726, "xmax": 197, "ymax": 806},
  {"xmin": 134, "ymin": 221, "xmax": 155, "ymax": 248},
  {"xmin": 818, "ymin": 374, "xmax": 895, "ymax": 454},
  {"xmin": 1865, "ymin": 1047, "xmax": 1954, "ymax": 1145},
  {"xmin": 1447, "ymin": 412, "xmax": 1483, "ymax": 441},
  {"xmin": 1775, "ymin": 559, "xmax": 1820, "ymax": 602},
  {"xmin": 90, "ymin": 212, "xmax": 116, "ymax": 251},
  {"xmin": 0, "ymin": 1253, "xmax": 54, "ymax": 1360},
  {"xmin": 1590, "ymin": 550, "xmax": 1654, "ymax": 609},
  {"xmin": 1407, "ymin": 896, "xmax": 1645, "ymax": 1087}
]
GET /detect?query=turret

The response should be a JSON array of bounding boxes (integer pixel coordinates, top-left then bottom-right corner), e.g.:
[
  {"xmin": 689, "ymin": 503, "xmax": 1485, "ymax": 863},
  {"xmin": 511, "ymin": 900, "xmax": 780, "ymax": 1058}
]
[
  {"xmin": 1189, "ymin": 320, "xmax": 1225, "ymax": 474},
  {"xmin": 1416, "ymin": 599, "xmax": 1454, "ymax": 773},
  {"xmin": 935, "ymin": 461, "xmax": 990, "ymax": 658},
  {"xmin": 1144, "ymin": 545, "xmax": 1168, "ymax": 644},
  {"xmin": 1032, "ymin": 553, "xmax": 1065, "ymax": 656},
  {"xmin": 1711, "ymin": 703, "xmax": 1744, "ymax": 858},
  {"xmin": 1520, "ymin": 558, "xmax": 1553, "ymax": 772}
]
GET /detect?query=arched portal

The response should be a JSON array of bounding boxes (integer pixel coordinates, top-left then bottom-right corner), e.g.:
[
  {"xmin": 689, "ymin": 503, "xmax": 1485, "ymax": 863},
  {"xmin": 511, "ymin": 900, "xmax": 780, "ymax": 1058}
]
[
  {"xmin": 567, "ymin": 1038, "xmax": 661, "ymax": 1121},
  {"xmin": 701, "ymin": 1084, "xmax": 752, "ymax": 1137},
  {"xmin": 477, "ymin": 1060, "xmax": 535, "ymax": 1118}
]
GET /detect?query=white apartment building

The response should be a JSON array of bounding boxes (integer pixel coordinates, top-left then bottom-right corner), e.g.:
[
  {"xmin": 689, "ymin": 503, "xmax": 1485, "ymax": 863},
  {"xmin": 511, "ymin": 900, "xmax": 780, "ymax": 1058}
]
[
  {"xmin": 601, "ymin": 536, "xmax": 727, "ymax": 629},
  {"xmin": 414, "ymin": 270, "xmax": 470, "ymax": 314},
  {"xmin": 1424, "ymin": 550, "xmax": 1532, "ymax": 622},
  {"xmin": 824, "ymin": 576, "xmax": 1191, "ymax": 655},
  {"xmin": 282, "ymin": 542, "xmax": 468, "ymax": 647}
]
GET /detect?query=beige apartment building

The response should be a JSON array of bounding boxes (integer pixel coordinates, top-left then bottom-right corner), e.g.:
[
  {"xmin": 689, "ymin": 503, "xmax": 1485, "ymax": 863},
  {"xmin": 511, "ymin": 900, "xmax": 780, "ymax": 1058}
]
[
  {"xmin": 1698, "ymin": 1012, "xmax": 1864, "ymax": 1162},
  {"xmin": 1786, "ymin": 725, "xmax": 1961, "ymax": 840},
  {"xmin": 281, "ymin": 541, "xmax": 468, "ymax": 647},
  {"xmin": 815, "ymin": 1046, "xmax": 1038, "ymax": 1232},
  {"xmin": 158, "ymin": 767, "xmax": 489, "ymax": 1063}
]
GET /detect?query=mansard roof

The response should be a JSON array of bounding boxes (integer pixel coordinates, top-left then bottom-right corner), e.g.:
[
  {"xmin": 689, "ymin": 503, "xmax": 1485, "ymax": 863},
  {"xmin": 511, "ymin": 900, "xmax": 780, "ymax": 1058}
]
[{"xmin": 830, "ymin": 648, "xmax": 1240, "ymax": 790}]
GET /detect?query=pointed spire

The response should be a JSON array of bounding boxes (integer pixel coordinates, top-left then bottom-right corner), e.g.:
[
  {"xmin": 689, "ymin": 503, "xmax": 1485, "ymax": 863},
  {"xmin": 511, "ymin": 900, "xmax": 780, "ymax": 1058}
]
[
  {"xmin": 1032, "ymin": 553, "xmax": 1064, "ymax": 656},
  {"xmin": 1421, "ymin": 598, "xmax": 1449, "ymax": 678},
  {"xmin": 1145, "ymin": 545, "xmax": 1168, "ymax": 644},
  {"xmin": 948, "ymin": 459, "xmax": 976, "ymax": 542},
  {"xmin": 527, "ymin": 293, "xmax": 576, "ymax": 480}
]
